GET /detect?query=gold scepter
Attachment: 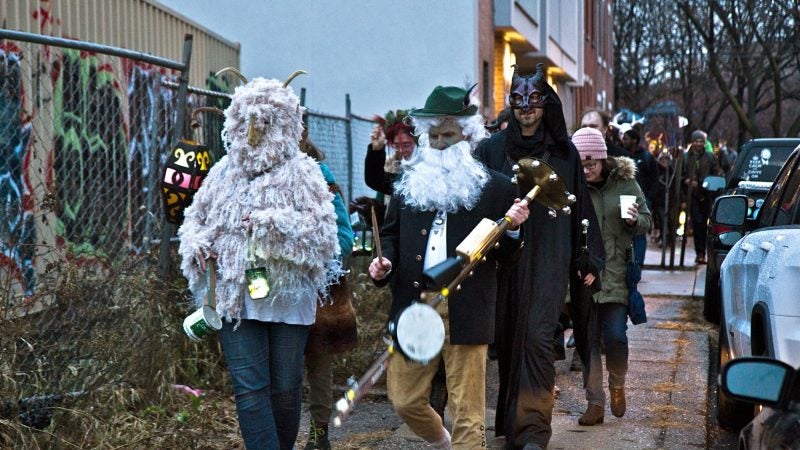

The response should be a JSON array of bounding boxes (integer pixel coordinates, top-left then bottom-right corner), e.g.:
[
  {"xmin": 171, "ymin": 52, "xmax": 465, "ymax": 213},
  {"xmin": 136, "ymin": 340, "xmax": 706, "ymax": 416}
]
[{"xmin": 333, "ymin": 157, "xmax": 576, "ymax": 426}]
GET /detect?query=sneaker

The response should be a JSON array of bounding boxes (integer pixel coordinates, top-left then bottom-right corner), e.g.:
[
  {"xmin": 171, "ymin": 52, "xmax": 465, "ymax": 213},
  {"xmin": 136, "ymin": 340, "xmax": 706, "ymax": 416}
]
[
  {"xmin": 610, "ymin": 386, "xmax": 626, "ymax": 418},
  {"xmin": 304, "ymin": 419, "xmax": 331, "ymax": 450}
]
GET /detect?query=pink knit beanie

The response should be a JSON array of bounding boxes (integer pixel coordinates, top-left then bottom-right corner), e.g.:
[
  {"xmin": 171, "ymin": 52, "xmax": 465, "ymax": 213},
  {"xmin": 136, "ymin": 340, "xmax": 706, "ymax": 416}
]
[{"xmin": 572, "ymin": 127, "xmax": 607, "ymax": 160}]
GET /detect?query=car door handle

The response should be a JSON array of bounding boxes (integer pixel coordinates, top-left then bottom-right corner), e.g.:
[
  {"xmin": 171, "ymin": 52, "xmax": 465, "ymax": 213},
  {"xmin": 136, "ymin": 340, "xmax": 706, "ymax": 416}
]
[{"xmin": 759, "ymin": 241, "xmax": 774, "ymax": 251}]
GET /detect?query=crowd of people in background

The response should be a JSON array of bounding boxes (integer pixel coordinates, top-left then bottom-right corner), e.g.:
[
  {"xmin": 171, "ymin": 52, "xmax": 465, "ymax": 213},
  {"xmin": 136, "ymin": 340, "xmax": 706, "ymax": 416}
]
[{"xmin": 178, "ymin": 64, "xmax": 736, "ymax": 450}]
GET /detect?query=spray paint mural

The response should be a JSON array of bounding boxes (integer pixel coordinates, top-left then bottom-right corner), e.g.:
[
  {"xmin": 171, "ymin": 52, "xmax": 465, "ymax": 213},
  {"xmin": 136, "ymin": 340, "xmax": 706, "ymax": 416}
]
[
  {"xmin": 0, "ymin": 0, "xmax": 240, "ymax": 302},
  {"xmin": 0, "ymin": 41, "xmax": 35, "ymax": 296},
  {"xmin": 1, "ymin": 37, "xmax": 187, "ymax": 301}
]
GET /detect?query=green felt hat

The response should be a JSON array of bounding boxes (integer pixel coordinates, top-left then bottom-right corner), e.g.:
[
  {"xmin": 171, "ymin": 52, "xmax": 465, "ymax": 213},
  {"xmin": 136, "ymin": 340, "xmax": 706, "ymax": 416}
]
[{"xmin": 410, "ymin": 85, "xmax": 478, "ymax": 117}]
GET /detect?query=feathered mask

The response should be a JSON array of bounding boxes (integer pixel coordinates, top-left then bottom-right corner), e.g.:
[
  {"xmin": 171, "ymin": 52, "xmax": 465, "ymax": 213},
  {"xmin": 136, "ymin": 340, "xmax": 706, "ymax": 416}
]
[{"xmin": 215, "ymin": 67, "xmax": 308, "ymax": 174}]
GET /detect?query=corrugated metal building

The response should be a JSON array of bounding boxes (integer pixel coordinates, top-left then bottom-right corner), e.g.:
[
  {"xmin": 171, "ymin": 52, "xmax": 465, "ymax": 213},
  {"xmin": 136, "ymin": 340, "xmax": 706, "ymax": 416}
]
[
  {"xmin": 0, "ymin": 1, "xmax": 239, "ymax": 306},
  {"xmin": 1, "ymin": 0, "xmax": 240, "ymax": 86}
]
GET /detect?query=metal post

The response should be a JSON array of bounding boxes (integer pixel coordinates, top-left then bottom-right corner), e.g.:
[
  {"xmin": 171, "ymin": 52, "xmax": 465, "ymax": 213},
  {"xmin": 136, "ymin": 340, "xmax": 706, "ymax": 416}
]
[
  {"xmin": 159, "ymin": 34, "xmax": 194, "ymax": 278},
  {"xmin": 679, "ymin": 154, "xmax": 689, "ymax": 268},
  {"xmin": 345, "ymin": 94, "xmax": 354, "ymax": 206},
  {"xmin": 660, "ymin": 154, "xmax": 670, "ymax": 267}
]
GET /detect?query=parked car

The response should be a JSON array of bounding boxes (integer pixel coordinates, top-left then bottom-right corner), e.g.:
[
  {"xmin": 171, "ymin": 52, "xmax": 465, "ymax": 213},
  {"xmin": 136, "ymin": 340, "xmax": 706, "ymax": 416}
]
[
  {"xmin": 704, "ymin": 138, "xmax": 800, "ymax": 324},
  {"xmin": 713, "ymin": 143, "xmax": 800, "ymax": 430},
  {"xmin": 720, "ymin": 357, "xmax": 800, "ymax": 449}
]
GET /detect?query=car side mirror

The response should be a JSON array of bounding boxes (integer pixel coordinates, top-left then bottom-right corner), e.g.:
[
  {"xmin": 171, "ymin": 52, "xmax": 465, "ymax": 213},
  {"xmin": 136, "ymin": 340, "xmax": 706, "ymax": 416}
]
[
  {"xmin": 703, "ymin": 175, "xmax": 726, "ymax": 192},
  {"xmin": 711, "ymin": 195, "xmax": 748, "ymax": 227},
  {"xmin": 720, "ymin": 357, "xmax": 795, "ymax": 409},
  {"xmin": 718, "ymin": 231, "xmax": 742, "ymax": 247}
]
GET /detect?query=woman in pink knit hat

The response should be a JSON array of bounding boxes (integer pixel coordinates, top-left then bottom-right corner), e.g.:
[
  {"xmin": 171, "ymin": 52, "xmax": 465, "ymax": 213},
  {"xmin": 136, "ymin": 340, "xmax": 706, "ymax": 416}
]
[{"xmin": 570, "ymin": 127, "xmax": 652, "ymax": 426}]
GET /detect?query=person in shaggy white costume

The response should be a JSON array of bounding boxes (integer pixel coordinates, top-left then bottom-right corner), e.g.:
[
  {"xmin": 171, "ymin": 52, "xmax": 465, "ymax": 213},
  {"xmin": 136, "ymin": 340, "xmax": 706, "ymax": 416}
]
[{"xmin": 178, "ymin": 71, "xmax": 340, "ymax": 450}]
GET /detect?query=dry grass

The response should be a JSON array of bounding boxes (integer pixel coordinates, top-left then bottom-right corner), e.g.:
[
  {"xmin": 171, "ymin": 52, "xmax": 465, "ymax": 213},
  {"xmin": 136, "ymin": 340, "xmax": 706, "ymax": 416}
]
[
  {"xmin": 0, "ymin": 253, "xmax": 235, "ymax": 448},
  {"xmin": 0, "ymin": 253, "xmax": 394, "ymax": 449}
]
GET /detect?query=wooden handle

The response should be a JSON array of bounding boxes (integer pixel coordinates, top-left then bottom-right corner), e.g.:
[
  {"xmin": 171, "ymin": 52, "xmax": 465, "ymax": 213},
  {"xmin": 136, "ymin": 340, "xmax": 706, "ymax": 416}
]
[
  {"xmin": 206, "ymin": 259, "xmax": 216, "ymax": 309},
  {"xmin": 370, "ymin": 206, "xmax": 383, "ymax": 261}
]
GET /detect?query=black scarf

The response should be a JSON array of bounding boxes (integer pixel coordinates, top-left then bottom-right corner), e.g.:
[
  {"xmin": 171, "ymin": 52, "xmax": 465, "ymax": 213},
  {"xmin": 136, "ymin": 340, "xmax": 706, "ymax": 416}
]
[{"xmin": 504, "ymin": 83, "xmax": 569, "ymax": 161}]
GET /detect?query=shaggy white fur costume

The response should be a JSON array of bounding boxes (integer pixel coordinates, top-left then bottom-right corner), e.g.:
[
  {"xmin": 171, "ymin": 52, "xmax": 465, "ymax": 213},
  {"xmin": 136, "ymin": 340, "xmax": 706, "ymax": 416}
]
[{"xmin": 178, "ymin": 77, "xmax": 339, "ymax": 321}]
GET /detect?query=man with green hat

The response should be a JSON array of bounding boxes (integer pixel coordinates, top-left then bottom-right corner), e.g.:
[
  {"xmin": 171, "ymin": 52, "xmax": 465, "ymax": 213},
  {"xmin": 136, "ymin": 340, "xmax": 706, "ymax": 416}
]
[{"xmin": 368, "ymin": 85, "xmax": 530, "ymax": 449}]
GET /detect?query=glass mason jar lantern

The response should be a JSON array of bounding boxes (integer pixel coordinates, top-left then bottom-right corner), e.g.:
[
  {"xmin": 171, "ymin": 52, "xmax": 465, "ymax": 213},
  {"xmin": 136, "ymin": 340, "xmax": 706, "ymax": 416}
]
[
  {"xmin": 161, "ymin": 139, "xmax": 212, "ymax": 224},
  {"xmin": 350, "ymin": 212, "xmax": 374, "ymax": 256}
]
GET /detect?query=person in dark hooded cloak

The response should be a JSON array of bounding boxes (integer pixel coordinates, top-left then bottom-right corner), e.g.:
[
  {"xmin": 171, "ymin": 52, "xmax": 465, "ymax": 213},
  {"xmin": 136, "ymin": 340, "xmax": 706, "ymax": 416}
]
[{"xmin": 474, "ymin": 64, "xmax": 605, "ymax": 450}]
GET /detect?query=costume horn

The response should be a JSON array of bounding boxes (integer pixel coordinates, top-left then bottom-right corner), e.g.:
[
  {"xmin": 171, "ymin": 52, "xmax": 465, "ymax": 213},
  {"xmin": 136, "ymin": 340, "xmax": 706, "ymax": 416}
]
[
  {"xmin": 283, "ymin": 70, "xmax": 308, "ymax": 88},
  {"xmin": 190, "ymin": 106, "xmax": 224, "ymax": 128},
  {"xmin": 214, "ymin": 67, "xmax": 248, "ymax": 85}
]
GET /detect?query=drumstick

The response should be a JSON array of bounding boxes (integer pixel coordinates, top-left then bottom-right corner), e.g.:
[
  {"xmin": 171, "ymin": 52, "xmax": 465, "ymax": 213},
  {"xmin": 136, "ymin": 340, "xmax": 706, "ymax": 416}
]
[{"xmin": 370, "ymin": 206, "xmax": 383, "ymax": 261}]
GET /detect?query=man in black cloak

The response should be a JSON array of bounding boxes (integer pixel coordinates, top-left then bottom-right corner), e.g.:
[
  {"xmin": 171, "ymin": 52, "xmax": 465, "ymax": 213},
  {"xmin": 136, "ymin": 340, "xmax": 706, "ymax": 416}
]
[{"xmin": 475, "ymin": 64, "xmax": 605, "ymax": 450}]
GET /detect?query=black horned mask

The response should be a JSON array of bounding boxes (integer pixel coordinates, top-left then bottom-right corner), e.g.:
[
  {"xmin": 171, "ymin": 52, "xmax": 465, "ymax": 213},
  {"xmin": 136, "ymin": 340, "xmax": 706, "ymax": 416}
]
[{"xmin": 509, "ymin": 63, "xmax": 547, "ymax": 112}]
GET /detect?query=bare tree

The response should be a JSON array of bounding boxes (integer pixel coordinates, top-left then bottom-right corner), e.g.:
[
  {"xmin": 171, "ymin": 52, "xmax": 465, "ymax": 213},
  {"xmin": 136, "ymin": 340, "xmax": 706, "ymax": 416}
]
[{"xmin": 615, "ymin": 0, "xmax": 799, "ymax": 144}]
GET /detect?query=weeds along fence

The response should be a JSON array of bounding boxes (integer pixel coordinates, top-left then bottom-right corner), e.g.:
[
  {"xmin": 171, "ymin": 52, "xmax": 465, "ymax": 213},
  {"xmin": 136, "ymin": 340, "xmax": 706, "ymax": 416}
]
[
  {"xmin": 0, "ymin": 28, "xmax": 379, "ymax": 440},
  {"xmin": 0, "ymin": 29, "xmax": 236, "ymax": 434}
]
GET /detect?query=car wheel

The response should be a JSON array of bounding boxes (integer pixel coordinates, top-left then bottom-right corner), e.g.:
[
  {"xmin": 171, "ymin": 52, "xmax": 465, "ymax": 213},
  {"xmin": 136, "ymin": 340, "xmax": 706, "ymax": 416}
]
[
  {"xmin": 717, "ymin": 318, "xmax": 754, "ymax": 430},
  {"xmin": 703, "ymin": 270, "xmax": 720, "ymax": 324}
]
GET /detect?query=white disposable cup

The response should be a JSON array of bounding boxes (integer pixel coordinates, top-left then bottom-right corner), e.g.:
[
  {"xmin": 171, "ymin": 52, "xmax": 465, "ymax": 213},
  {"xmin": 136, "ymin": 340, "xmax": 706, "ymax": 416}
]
[{"xmin": 619, "ymin": 195, "xmax": 637, "ymax": 219}]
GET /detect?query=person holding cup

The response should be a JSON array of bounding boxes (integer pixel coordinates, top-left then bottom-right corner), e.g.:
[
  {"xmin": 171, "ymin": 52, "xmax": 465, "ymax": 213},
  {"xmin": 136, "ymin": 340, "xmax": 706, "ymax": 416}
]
[{"xmin": 571, "ymin": 127, "xmax": 652, "ymax": 426}]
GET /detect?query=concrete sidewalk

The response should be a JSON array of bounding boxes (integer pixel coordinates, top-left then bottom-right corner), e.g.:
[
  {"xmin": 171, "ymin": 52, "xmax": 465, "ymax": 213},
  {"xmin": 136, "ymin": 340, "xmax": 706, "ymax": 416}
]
[
  {"xmin": 543, "ymin": 241, "xmax": 709, "ymax": 450},
  {"xmin": 315, "ymin": 239, "xmax": 712, "ymax": 449}
]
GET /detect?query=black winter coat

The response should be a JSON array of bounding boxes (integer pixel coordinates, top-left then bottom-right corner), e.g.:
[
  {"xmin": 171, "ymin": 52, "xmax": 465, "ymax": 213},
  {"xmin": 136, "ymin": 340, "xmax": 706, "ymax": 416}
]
[
  {"xmin": 364, "ymin": 144, "xmax": 397, "ymax": 195},
  {"xmin": 475, "ymin": 115, "xmax": 606, "ymax": 446},
  {"xmin": 377, "ymin": 170, "xmax": 520, "ymax": 345}
]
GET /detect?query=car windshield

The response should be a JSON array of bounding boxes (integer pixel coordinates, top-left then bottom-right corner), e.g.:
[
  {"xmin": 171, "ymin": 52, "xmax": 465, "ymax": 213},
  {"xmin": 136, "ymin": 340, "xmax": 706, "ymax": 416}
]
[{"xmin": 732, "ymin": 145, "xmax": 795, "ymax": 184}]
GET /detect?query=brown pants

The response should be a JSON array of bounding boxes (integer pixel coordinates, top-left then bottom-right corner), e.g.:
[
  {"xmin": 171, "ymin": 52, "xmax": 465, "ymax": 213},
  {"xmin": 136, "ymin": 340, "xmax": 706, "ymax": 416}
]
[
  {"xmin": 387, "ymin": 301, "xmax": 488, "ymax": 449},
  {"xmin": 305, "ymin": 350, "xmax": 334, "ymax": 424}
]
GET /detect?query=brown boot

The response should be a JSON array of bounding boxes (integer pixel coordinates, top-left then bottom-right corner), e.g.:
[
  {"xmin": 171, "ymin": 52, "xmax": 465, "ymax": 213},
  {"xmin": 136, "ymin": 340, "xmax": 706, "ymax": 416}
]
[
  {"xmin": 578, "ymin": 404, "xmax": 604, "ymax": 426},
  {"xmin": 610, "ymin": 386, "xmax": 626, "ymax": 417}
]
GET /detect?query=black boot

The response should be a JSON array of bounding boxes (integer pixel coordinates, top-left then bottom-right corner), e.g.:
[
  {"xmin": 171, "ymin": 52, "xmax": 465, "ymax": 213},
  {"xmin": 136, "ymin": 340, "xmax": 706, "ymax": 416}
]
[{"xmin": 304, "ymin": 419, "xmax": 331, "ymax": 450}]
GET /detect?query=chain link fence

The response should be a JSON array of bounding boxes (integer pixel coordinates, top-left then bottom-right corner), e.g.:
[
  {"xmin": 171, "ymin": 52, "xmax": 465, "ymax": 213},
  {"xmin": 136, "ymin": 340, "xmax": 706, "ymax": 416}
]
[
  {"xmin": 306, "ymin": 110, "xmax": 376, "ymax": 206},
  {"xmin": 1, "ymin": 30, "xmax": 378, "ymax": 441},
  {"xmin": 0, "ymin": 31, "xmax": 238, "ymax": 438}
]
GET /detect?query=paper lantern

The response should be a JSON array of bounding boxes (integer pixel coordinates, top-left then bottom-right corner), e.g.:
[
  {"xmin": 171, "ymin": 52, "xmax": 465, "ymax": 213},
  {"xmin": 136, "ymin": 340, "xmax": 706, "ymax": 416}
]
[{"xmin": 161, "ymin": 139, "xmax": 212, "ymax": 224}]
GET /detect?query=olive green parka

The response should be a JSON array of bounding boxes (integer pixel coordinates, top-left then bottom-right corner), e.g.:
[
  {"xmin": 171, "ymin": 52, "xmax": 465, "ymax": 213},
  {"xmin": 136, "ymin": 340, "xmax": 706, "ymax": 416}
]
[{"xmin": 589, "ymin": 156, "xmax": 652, "ymax": 305}]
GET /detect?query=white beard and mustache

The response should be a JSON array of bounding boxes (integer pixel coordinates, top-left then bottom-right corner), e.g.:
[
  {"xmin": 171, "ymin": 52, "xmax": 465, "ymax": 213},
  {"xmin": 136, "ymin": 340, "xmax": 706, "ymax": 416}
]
[{"xmin": 393, "ymin": 137, "xmax": 489, "ymax": 213}]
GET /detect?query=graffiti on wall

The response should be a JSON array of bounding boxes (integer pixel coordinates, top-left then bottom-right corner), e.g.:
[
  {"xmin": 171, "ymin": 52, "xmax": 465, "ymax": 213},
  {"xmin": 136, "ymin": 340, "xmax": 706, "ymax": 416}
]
[
  {"xmin": 0, "ymin": 42, "xmax": 35, "ymax": 295},
  {"xmin": 1, "ymin": 37, "xmax": 184, "ymax": 298},
  {"xmin": 52, "ymin": 48, "xmax": 130, "ymax": 258}
]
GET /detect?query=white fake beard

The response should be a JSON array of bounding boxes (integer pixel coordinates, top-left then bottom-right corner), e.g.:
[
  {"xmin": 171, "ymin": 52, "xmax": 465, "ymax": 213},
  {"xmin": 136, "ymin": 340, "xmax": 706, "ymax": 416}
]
[{"xmin": 394, "ymin": 138, "xmax": 489, "ymax": 213}]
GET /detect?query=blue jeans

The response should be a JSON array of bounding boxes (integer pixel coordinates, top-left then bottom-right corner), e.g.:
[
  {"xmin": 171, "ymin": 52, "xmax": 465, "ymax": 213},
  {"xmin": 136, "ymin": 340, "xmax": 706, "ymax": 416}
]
[
  {"xmin": 218, "ymin": 319, "xmax": 310, "ymax": 450},
  {"xmin": 585, "ymin": 303, "xmax": 629, "ymax": 407}
]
